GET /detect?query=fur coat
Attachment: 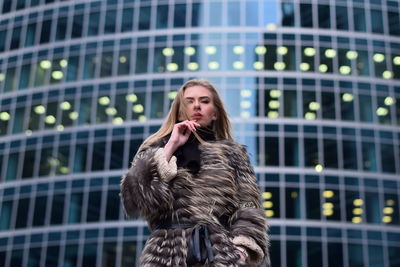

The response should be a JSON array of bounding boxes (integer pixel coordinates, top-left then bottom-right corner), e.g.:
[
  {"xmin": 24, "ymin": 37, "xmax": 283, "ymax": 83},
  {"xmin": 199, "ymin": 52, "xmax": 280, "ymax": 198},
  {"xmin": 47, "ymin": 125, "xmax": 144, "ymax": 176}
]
[{"xmin": 120, "ymin": 138, "xmax": 270, "ymax": 267}]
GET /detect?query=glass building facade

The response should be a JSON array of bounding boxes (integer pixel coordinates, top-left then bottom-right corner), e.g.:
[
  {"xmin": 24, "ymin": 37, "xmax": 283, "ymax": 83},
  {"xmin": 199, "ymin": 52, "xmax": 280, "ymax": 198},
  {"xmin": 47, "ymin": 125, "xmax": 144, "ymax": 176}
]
[{"xmin": 0, "ymin": 0, "xmax": 399, "ymax": 266}]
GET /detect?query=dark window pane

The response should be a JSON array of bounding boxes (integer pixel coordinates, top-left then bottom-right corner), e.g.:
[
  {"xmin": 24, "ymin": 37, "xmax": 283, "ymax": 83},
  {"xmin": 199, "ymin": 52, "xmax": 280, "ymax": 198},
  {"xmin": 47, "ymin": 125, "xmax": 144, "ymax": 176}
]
[
  {"xmin": 19, "ymin": 64, "xmax": 31, "ymax": 89},
  {"xmin": 56, "ymin": 17, "xmax": 67, "ymax": 41},
  {"xmin": 286, "ymin": 188, "xmax": 301, "ymax": 218},
  {"xmin": 323, "ymin": 139, "xmax": 338, "ymax": 168},
  {"xmin": 318, "ymin": 5, "xmax": 330, "ymax": 28},
  {"xmin": 66, "ymin": 55, "xmax": 79, "ymax": 81},
  {"xmin": 121, "ymin": 8, "xmax": 134, "ymax": 32},
  {"xmin": 22, "ymin": 150, "xmax": 35, "ymax": 178},
  {"xmin": 39, "ymin": 147, "xmax": 53, "ymax": 176},
  {"xmin": 2, "ymin": 0, "xmax": 12, "ymax": 13},
  {"xmin": 362, "ymin": 142, "xmax": 377, "ymax": 171},
  {"xmin": 307, "ymin": 241, "xmax": 323, "ymax": 267},
  {"xmin": 28, "ymin": 247, "xmax": 41, "ymax": 267},
  {"xmin": 265, "ymin": 137, "xmax": 279, "ymax": 166},
  {"xmin": 91, "ymin": 142, "xmax": 106, "ymax": 171},
  {"xmin": 284, "ymin": 90, "xmax": 297, "ymax": 117},
  {"xmin": 285, "ymin": 137, "xmax": 299, "ymax": 166},
  {"xmin": 73, "ymin": 143, "xmax": 87, "ymax": 172},
  {"xmin": 174, "ymin": 4, "xmax": 186, "ymax": 27},
  {"xmin": 88, "ymin": 11, "xmax": 100, "ymax": 36},
  {"xmin": 300, "ymin": 4, "xmax": 313, "ymax": 27},
  {"xmin": 366, "ymin": 192, "xmax": 380, "ymax": 223},
  {"xmin": 110, "ymin": 140, "xmax": 124, "ymax": 169},
  {"xmin": 328, "ymin": 242, "xmax": 343, "ymax": 267},
  {"xmin": 138, "ymin": 6, "xmax": 150, "ymax": 30},
  {"xmin": 82, "ymin": 243, "xmax": 97, "ymax": 266},
  {"xmin": 40, "ymin": 20, "xmax": 51, "ymax": 43},
  {"xmin": 359, "ymin": 94, "xmax": 373, "ymax": 122},
  {"xmin": 389, "ymin": 246, "xmax": 400, "ymax": 267},
  {"xmin": 0, "ymin": 201, "xmax": 13, "ymax": 230},
  {"xmin": 71, "ymin": 14, "xmax": 83, "ymax": 38},
  {"xmin": 6, "ymin": 152, "xmax": 19, "ymax": 180},
  {"xmin": 342, "ymin": 140, "xmax": 357, "ymax": 169},
  {"xmin": 10, "ymin": 249, "xmax": 23, "ymax": 267},
  {"xmin": 270, "ymin": 240, "xmax": 281, "ymax": 267},
  {"xmin": 381, "ymin": 144, "xmax": 395, "ymax": 173},
  {"xmin": 50, "ymin": 194, "xmax": 65, "ymax": 225},
  {"xmin": 356, "ymin": 50, "xmax": 370, "ymax": 76},
  {"xmin": 68, "ymin": 193, "xmax": 83, "ymax": 223},
  {"xmin": 121, "ymin": 241, "xmax": 137, "ymax": 267},
  {"xmin": 87, "ymin": 191, "xmax": 102, "ymax": 222},
  {"xmin": 287, "ymin": 241, "xmax": 302, "ymax": 267},
  {"xmin": 45, "ymin": 246, "xmax": 59, "ymax": 267},
  {"xmin": 10, "ymin": 26, "xmax": 21, "ymax": 50},
  {"xmin": 102, "ymin": 242, "xmax": 117, "ymax": 266},
  {"xmin": 388, "ymin": 11, "xmax": 400, "ymax": 36},
  {"xmin": 353, "ymin": 8, "xmax": 366, "ymax": 32},
  {"xmin": 336, "ymin": 6, "xmax": 348, "ymax": 30},
  {"xmin": 106, "ymin": 190, "xmax": 120, "ymax": 220},
  {"xmin": 0, "ymin": 30, "xmax": 6, "ymax": 52},
  {"xmin": 64, "ymin": 245, "xmax": 78, "ymax": 267},
  {"xmin": 191, "ymin": 3, "xmax": 201, "ymax": 27},
  {"xmin": 105, "ymin": 10, "xmax": 117, "ymax": 33},
  {"xmin": 348, "ymin": 244, "xmax": 364, "ymax": 267},
  {"xmin": 135, "ymin": 48, "xmax": 148, "ymax": 73},
  {"xmin": 156, "ymin": 5, "xmax": 168, "ymax": 29},
  {"xmin": 25, "ymin": 23, "xmax": 36, "ymax": 46},
  {"xmin": 371, "ymin": 10, "xmax": 384, "ymax": 33},
  {"xmin": 33, "ymin": 196, "xmax": 47, "ymax": 226},
  {"xmin": 15, "ymin": 198, "xmax": 30, "ymax": 228},
  {"xmin": 368, "ymin": 245, "xmax": 384, "ymax": 267},
  {"xmin": 83, "ymin": 53, "xmax": 98, "ymax": 79},
  {"xmin": 100, "ymin": 51, "xmax": 113, "ymax": 77},
  {"xmin": 306, "ymin": 188, "xmax": 320, "ymax": 219},
  {"xmin": 4, "ymin": 67, "xmax": 16, "ymax": 92},
  {"xmin": 304, "ymin": 138, "xmax": 318, "ymax": 167}
]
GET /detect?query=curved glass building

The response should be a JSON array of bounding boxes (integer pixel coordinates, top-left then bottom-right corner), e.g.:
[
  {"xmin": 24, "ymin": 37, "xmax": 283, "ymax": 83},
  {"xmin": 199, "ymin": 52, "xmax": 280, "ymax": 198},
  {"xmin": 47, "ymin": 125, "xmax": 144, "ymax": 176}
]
[{"xmin": 0, "ymin": 0, "xmax": 399, "ymax": 266}]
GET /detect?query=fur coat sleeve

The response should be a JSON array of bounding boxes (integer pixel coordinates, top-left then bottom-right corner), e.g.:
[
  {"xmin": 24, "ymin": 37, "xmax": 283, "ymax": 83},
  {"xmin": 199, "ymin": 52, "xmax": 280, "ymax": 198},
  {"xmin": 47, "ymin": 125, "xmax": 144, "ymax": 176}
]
[
  {"xmin": 226, "ymin": 144, "xmax": 270, "ymax": 266},
  {"xmin": 120, "ymin": 145, "xmax": 176, "ymax": 222}
]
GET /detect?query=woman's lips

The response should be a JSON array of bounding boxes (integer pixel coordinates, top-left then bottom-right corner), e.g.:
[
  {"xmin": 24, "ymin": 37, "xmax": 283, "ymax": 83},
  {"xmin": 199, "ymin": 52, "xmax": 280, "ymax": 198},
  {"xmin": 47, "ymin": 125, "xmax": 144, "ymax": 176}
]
[{"xmin": 192, "ymin": 114, "xmax": 202, "ymax": 120}]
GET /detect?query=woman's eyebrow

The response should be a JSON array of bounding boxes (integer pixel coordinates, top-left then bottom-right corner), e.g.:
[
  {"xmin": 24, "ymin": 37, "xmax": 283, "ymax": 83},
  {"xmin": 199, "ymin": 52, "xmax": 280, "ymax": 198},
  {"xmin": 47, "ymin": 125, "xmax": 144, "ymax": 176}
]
[{"xmin": 184, "ymin": 96, "xmax": 210, "ymax": 100}]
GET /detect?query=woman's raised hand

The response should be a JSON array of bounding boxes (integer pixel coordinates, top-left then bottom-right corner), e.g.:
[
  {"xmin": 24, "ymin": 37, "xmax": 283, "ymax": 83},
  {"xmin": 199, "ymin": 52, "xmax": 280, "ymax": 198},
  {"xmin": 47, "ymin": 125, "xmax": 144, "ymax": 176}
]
[{"xmin": 164, "ymin": 120, "xmax": 200, "ymax": 161}]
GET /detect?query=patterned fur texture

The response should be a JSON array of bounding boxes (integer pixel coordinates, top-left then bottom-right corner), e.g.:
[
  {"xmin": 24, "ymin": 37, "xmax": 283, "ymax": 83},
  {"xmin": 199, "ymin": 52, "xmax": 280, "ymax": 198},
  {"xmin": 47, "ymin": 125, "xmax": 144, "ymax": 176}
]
[{"xmin": 121, "ymin": 139, "xmax": 270, "ymax": 267}]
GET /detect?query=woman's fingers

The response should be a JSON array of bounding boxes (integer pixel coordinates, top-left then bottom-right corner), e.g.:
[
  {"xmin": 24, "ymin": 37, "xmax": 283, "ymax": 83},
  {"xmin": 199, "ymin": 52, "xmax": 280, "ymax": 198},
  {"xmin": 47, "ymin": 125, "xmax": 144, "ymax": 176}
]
[{"xmin": 177, "ymin": 120, "xmax": 199, "ymax": 133}]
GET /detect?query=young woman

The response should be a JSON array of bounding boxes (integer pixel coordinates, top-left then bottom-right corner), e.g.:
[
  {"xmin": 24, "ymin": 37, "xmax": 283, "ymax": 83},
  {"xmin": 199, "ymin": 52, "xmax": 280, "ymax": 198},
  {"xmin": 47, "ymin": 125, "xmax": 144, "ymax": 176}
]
[{"xmin": 120, "ymin": 79, "xmax": 270, "ymax": 266}]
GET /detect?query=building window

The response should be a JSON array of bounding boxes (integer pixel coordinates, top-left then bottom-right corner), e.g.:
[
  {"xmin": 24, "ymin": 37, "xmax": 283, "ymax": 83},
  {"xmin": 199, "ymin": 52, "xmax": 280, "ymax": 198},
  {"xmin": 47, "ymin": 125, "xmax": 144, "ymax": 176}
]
[
  {"xmin": 88, "ymin": 11, "xmax": 100, "ymax": 36},
  {"xmin": 285, "ymin": 188, "xmax": 301, "ymax": 218},
  {"xmin": 306, "ymin": 188, "xmax": 320, "ymax": 219},
  {"xmin": 362, "ymin": 142, "xmax": 377, "ymax": 171},
  {"xmin": 318, "ymin": 4, "xmax": 330, "ymax": 29},
  {"xmin": 336, "ymin": 6, "xmax": 349, "ymax": 30}
]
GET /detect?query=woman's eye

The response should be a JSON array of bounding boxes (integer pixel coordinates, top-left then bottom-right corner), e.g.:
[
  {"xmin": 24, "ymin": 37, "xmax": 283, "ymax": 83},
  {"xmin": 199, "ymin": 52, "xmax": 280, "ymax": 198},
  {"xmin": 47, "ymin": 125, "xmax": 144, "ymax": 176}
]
[{"xmin": 201, "ymin": 100, "xmax": 210, "ymax": 104}]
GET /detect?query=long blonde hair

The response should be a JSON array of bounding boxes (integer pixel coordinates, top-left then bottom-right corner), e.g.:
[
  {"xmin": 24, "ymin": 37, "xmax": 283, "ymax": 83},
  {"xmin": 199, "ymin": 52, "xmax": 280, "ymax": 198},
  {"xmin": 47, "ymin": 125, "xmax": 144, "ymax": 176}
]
[{"xmin": 142, "ymin": 79, "xmax": 232, "ymax": 148}]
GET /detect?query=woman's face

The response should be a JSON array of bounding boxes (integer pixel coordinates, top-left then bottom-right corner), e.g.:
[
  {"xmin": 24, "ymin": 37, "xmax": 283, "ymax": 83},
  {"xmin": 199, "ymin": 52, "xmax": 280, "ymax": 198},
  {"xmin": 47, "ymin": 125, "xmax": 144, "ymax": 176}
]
[{"xmin": 182, "ymin": 85, "xmax": 217, "ymax": 127}]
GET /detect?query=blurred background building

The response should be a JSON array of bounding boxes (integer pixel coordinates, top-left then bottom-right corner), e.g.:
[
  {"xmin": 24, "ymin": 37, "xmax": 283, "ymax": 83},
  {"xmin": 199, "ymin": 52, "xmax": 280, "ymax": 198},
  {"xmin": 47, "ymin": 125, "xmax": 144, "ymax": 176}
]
[{"xmin": 0, "ymin": 0, "xmax": 399, "ymax": 266}]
